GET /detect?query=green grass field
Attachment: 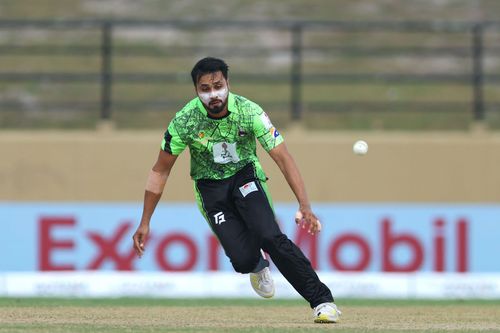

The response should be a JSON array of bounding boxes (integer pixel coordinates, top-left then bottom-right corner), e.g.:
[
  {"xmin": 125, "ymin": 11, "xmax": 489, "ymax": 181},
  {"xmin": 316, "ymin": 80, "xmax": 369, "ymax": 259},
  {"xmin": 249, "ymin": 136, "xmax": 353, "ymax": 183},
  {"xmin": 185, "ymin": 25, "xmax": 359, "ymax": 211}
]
[{"xmin": 1, "ymin": 298, "xmax": 499, "ymax": 333}]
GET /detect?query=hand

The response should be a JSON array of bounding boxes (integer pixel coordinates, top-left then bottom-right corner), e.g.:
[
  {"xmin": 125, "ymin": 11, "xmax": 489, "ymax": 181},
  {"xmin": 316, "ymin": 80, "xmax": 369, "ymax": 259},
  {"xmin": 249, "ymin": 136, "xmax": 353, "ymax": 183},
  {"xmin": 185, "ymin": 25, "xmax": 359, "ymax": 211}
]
[
  {"xmin": 132, "ymin": 223, "xmax": 150, "ymax": 258},
  {"xmin": 295, "ymin": 206, "xmax": 322, "ymax": 235}
]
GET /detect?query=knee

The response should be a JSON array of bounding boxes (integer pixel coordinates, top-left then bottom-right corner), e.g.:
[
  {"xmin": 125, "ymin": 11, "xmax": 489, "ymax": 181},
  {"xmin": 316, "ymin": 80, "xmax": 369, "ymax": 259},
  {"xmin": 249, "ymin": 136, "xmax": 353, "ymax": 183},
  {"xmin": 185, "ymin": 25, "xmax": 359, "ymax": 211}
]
[
  {"xmin": 262, "ymin": 233, "xmax": 290, "ymax": 252},
  {"xmin": 230, "ymin": 253, "xmax": 259, "ymax": 273}
]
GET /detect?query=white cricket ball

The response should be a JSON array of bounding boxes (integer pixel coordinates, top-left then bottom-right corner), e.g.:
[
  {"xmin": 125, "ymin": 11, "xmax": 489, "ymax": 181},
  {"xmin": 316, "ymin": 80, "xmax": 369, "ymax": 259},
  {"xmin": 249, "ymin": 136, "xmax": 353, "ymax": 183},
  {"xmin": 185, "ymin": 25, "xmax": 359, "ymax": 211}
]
[{"xmin": 353, "ymin": 140, "xmax": 368, "ymax": 155}]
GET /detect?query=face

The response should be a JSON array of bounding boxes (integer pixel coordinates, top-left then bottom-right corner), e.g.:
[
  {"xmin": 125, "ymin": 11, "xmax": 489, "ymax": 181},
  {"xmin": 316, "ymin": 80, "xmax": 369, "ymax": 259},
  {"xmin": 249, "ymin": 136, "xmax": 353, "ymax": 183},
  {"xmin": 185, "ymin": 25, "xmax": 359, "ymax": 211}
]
[{"xmin": 196, "ymin": 71, "xmax": 229, "ymax": 115}]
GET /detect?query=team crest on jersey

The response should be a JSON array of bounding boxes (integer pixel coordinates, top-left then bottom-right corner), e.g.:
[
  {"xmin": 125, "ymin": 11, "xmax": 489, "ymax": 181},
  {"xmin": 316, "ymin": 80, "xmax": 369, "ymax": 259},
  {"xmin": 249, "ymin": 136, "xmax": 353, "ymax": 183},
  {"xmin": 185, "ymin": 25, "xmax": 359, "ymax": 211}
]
[
  {"xmin": 213, "ymin": 142, "xmax": 240, "ymax": 164},
  {"xmin": 195, "ymin": 131, "xmax": 211, "ymax": 147}
]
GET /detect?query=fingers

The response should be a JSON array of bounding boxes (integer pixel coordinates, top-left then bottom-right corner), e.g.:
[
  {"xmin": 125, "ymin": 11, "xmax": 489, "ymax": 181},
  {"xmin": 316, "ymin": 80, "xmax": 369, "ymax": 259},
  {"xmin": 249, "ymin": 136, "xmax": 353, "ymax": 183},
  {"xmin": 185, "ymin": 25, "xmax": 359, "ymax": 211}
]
[
  {"xmin": 133, "ymin": 224, "xmax": 150, "ymax": 258},
  {"xmin": 304, "ymin": 212, "xmax": 320, "ymax": 235},
  {"xmin": 294, "ymin": 211, "xmax": 303, "ymax": 225},
  {"xmin": 295, "ymin": 210, "xmax": 321, "ymax": 235},
  {"xmin": 308, "ymin": 219, "xmax": 321, "ymax": 235},
  {"xmin": 295, "ymin": 211, "xmax": 309, "ymax": 232},
  {"xmin": 132, "ymin": 232, "xmax": 145, "ymax": 257}
]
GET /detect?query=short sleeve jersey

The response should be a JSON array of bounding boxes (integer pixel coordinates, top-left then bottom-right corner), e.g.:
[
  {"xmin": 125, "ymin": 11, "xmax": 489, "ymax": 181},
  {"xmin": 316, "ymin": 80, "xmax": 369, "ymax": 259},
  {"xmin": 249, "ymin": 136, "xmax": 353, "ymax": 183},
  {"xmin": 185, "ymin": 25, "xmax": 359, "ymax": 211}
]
[{"xmin": 161, "ymin": 92, "xmax": 284, "ymax": 181}]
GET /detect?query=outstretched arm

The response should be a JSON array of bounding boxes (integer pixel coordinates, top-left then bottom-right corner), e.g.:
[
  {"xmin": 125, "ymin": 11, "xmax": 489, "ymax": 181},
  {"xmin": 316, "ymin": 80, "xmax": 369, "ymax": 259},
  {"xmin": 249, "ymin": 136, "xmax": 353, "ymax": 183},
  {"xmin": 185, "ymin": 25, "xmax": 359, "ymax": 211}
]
[
  {"xmin": 268, "ymin": 143, "xmax": 321, "ymax": 235},
  {"xmin": 132, "ymin": 150, "xmax": 178, "ymax": 257}
]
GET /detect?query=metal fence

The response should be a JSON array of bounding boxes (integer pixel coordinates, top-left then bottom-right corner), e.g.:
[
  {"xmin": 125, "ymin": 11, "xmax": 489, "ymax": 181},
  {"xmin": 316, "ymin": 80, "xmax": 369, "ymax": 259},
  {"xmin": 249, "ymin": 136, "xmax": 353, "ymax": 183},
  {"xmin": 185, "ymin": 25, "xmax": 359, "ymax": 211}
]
[{"xmin": 1, "ymin": 20, "xmax": 500, "ymax": 129}]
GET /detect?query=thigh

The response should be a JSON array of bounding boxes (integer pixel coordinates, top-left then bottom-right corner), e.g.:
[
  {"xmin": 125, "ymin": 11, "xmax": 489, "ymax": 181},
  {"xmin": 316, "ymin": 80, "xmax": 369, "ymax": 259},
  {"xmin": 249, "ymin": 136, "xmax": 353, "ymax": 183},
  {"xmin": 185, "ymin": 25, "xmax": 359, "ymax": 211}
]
[
  {"xmin": 232, "ymin": 169, "xmax": 283, "ymax": 238},
  {"xmin": 195, "ymin": 179, "xmax": 260, "ymax": 257}
]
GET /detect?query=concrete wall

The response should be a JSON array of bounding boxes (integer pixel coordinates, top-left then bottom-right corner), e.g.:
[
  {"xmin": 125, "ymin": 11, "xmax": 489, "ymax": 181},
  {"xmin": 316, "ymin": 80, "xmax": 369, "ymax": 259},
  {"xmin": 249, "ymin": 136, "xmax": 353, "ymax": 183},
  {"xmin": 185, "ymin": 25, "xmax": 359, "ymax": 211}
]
[{"xmin": 1, "ymin": 129, "xmax": 499, "ymax": 202}]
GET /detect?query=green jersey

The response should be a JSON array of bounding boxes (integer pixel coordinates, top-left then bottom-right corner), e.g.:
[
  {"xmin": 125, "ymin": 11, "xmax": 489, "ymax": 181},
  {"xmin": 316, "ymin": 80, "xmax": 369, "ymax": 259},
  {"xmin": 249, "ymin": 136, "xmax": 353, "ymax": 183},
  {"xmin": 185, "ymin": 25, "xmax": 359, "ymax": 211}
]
[{"xmin": 161, "ymin": 92, "xmax": 284, "ymax": 181}]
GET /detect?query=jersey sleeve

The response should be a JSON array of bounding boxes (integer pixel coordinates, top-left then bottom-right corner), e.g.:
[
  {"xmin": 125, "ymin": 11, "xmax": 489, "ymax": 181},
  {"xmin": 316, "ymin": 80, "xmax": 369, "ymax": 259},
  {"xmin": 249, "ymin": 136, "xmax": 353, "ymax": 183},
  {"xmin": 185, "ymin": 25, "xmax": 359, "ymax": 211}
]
[
  {"xmin": 253, "ymin": 109, "xmax": 284, "ymax": 152},
  {"xmin": 161, "ymin": 121, "xmax": 186, "ymax": 155}
]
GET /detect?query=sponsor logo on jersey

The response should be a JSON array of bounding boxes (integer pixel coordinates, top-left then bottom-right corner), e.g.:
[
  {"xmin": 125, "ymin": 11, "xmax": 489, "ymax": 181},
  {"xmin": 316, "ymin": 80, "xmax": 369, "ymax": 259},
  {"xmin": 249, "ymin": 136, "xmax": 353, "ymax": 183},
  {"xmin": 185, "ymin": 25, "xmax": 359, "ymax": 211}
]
[
  {"xmin": 270, "ymin": 127, "xmax": 280, "ymax": 138},
  {"xmin": 239, "ymin": 181, "xmax": 258, "ymax": 197},
  {"xmin": 213, "ymin": 212, "xmax": 226, "ymax": 225},
  {"xmin": 238, "ymin": 127, "xmax": 247, "ymax": 137}
]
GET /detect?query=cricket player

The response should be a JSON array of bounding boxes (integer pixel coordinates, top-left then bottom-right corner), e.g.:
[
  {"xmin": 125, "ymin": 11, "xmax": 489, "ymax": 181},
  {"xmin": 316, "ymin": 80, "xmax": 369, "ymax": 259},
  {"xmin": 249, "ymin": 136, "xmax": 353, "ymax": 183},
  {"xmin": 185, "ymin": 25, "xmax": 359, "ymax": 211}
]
[{"xmin": 132, "ymin": 57, "xmax": 341, "ymax": 323}]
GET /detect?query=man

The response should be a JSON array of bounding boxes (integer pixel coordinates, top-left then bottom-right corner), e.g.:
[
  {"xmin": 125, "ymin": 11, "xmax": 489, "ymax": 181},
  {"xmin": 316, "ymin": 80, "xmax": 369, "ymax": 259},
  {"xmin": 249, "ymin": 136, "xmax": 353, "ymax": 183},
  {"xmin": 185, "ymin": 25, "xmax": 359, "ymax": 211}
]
[{"xmin": 132, "ymin": 57, "xmax": 341, "ymax": 323}]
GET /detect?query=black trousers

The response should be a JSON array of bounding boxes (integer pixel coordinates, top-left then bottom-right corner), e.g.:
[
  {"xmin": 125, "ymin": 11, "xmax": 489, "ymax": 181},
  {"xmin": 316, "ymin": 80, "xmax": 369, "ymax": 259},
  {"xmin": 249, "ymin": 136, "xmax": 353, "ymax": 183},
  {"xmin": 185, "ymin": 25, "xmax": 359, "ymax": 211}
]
[{"xmin": 195, "ymin": 163, "xmax": 334, "ymax": 308}]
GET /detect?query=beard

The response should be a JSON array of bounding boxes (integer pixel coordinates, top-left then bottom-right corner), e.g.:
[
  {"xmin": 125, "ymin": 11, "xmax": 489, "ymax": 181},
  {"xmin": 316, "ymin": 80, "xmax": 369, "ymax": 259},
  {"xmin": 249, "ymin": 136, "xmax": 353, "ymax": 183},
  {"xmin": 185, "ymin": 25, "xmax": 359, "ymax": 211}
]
[
  {"xmin": 198, "ymin": 86, "xmax": 229, "ymax": 115},
  {"xmin": 205, "ymin": 99, "xmax": 227, "ymax": 114}
]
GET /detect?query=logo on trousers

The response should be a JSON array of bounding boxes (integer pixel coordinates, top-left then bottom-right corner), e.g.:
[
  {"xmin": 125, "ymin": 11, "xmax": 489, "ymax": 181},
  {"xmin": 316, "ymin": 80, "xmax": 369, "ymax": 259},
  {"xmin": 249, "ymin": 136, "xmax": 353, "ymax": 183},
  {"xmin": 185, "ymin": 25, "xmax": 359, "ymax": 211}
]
[{"xmin": 214, "ymin": 212, "xmax": 226, "ymax": 225}]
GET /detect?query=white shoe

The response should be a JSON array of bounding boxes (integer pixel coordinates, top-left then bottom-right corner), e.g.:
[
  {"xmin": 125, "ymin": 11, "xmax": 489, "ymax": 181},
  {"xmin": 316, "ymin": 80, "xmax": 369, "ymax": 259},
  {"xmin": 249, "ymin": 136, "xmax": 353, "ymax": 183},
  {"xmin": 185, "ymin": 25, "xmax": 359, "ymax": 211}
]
[
  {"xmin": 249, "ymin": 267, "xmax": 275, "ymax": 298},
  {"xmin": 313, "ymin": 302, "xmax": 342, "ymax": 323}
]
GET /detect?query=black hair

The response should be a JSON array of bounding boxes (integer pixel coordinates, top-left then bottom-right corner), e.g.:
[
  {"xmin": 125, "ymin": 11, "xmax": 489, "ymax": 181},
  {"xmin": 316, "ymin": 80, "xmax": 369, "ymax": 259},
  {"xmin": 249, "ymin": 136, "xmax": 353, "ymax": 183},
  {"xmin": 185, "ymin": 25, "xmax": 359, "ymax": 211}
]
[{"xmin": 190, "ymin": 57, "xmax": 229, "ymax": 86}]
